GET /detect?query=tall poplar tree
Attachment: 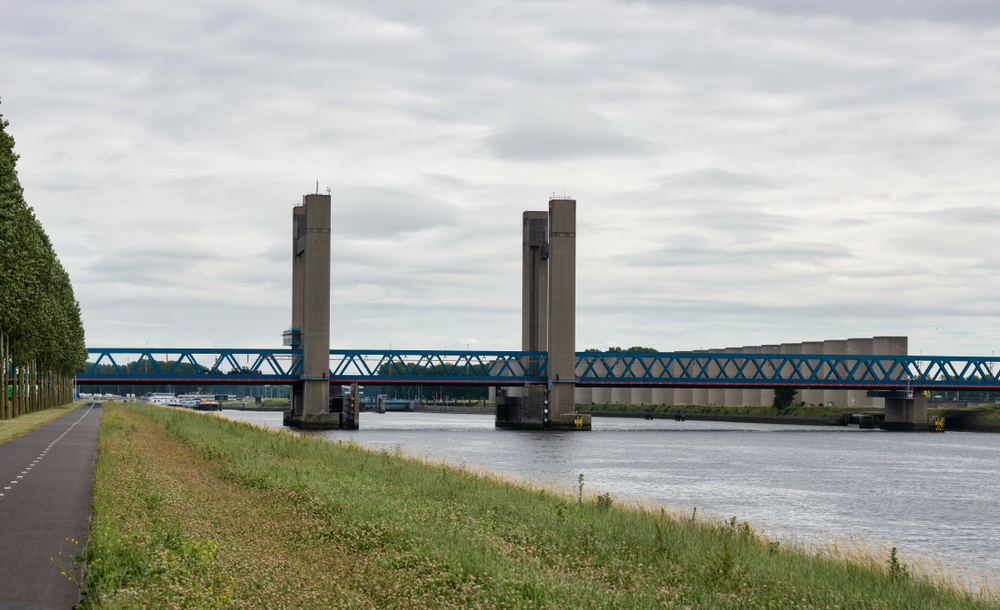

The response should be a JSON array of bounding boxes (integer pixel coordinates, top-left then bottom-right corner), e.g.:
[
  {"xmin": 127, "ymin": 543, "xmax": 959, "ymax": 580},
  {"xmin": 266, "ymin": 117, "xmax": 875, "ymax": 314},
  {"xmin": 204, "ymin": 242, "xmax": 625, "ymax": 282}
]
[{"xmin": 0, "ymin": 98, "xmax": 87, "ymax": 376}]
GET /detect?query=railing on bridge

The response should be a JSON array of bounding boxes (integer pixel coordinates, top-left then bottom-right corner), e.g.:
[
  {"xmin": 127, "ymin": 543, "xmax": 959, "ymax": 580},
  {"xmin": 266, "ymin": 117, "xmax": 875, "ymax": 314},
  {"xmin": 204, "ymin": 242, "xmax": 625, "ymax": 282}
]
[
  {"xmin": 76, "ymin": 348, "xmax": 1000, "ymax": 390},
  {"xmin": 574, "ymin": 352, "xmax": 1000, "ymax": 390},
  {"xmin": 77, "ymin": 348, "xmax": 546, "ymax": 386}
]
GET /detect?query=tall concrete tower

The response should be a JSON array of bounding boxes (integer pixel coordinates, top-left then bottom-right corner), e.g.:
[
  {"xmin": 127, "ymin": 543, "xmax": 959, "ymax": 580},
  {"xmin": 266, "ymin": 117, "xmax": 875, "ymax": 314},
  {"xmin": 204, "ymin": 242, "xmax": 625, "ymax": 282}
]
[
  {"xmin": 522, "ymin": 211, "xmax": 549, "ymax": 358},
  {"xmin": 547, "ymin": 198, "xmax": 577, "ymax": 424},
  {"xmin": 495, "ymin": 198, "xmax": 589, "ymax": 430},
  {"xmin": 285, "ymin": 193, "xmax": 337, "ymax": 429}
]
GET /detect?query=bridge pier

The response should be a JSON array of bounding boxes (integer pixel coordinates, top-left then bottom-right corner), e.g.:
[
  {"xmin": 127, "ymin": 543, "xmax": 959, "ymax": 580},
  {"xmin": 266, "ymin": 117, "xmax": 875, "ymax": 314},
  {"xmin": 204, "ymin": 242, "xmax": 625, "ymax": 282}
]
[
  {"xmin": 284, "ymin": 193, "xmax": 339, "ymax": 430},
  {"xmin": 866, "ymin": 387, "xmax": 930, "ymax": 431},
  {"xmin": 496, "ymin": 198, "xmax": 590, "ymax": 431},
  {"xmin": 881, "ymin": 394, "xmax": 929, "ymax": 431}
]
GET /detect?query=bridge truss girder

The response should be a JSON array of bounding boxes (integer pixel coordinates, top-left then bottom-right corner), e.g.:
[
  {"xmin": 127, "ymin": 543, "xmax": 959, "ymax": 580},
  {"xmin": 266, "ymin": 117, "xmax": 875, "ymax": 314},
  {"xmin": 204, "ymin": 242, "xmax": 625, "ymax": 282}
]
[{"xmin": 75, "ymin": 348, "xmax": 1000, "ymax": 390}]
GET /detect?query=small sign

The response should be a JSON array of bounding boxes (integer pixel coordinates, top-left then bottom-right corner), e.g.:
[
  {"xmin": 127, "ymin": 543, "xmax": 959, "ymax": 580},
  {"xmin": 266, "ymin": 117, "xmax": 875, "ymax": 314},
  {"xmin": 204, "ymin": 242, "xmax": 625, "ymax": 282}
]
[
  {"xmin": 906, "ymin": 390, "xmax": 914, "ymax": 399},
  {"xmin": 548, "ymin": 380, "xmax": 552, "ymax": 386}
]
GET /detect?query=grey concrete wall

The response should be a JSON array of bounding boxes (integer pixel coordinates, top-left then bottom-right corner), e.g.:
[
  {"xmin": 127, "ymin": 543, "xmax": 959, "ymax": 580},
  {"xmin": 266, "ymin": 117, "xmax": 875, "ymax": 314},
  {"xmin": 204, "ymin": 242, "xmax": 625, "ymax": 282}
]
[
  {"xmin": 291, "ymin": 206, "xmax": 306, "ymax": 417},
  {"xmin": 779, "ymin": 343, "xmax": 802, "ymax": 405},
  {"xmin": 631, "ymin": 387, "xmax": 652, "ymax": 404},
  {"xmin": 885, "ymin": 395, "xmax": 927, "ymax": 423},
  {"xmin": 301, "ymin": 194, "xmax": 331, "ymax": 416},
  {"xmin": 799, "ymin": 341, "xmax": 824, "ymax": 406},
  {"xmin": 611, "ymin": 387, "xmax": 631, "ymax": 403},
  {"xmin": 547, "ymin": 199, "xmax": 577, "ymax": 419},
  {"xmin": 522, "ymin": 211, "xmax": 548, "ymax": 354},
  {"xmin": 741, "ymin": 346, "xmax": 761, "ymax": 406},
  {"xmin": 667, "ymin": 336, "xmax": 907, "ymax": 410},
  {"xmin": 873, "ymin": 336, "xmax": 908, "ymax": 410},
  {"xmin": 574, "ymin": 387, "xmax": 593, "ymax": 404},
  {"xmin": 592, "ymin": 387, "xmax": 612, "ymax": 403},
  {"xmin": 823, "ymin": 339, "xmax": 849, "ymax": 407},
  {"xmin": 724, "ymin": 347, "xmax": 743, "ymax": 406},
  {"xmin": 652, "ymin": 387, "xmax": 674, "ymax": 404},
  {"xmin": 847, "ymin": 338, "xmax": 874, "ymax": 408},
  {"xmin": 780, "ymin": 343, "xmax": 802, "ymax": 404},
  {"xmin": 758, "ymin": 345, "xmax": 780, "ymax": 407},
  {"xmin": 509, "ymin": 211, "xmax": 549, "ymax": 402},
  {"xmin": 708, "ymin": 349, "xmax": 725, "ymax": 405}
]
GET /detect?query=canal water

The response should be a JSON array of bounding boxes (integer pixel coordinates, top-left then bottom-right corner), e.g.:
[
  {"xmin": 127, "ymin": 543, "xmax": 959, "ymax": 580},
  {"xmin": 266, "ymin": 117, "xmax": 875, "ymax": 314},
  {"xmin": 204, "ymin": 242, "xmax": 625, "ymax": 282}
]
[{"xmin": 221, "ymin": 410, "xmax": 1000, "ymax": 575}]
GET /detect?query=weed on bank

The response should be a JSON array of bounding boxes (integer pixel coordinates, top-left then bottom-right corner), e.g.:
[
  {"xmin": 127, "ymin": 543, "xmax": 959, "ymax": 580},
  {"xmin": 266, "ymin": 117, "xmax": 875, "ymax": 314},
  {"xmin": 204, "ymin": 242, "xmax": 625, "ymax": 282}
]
[{"xmin": 78, "ymin": 403, "xmax": 997, "ymax": 609}]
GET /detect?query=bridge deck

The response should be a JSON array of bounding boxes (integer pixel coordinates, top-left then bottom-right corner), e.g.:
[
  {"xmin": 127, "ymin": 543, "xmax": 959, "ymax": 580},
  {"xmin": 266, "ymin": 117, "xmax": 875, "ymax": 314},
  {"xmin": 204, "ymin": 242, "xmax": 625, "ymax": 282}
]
[{"xmin": 75, "ymin": 348, "xmax": 1000, "ymax": 390}]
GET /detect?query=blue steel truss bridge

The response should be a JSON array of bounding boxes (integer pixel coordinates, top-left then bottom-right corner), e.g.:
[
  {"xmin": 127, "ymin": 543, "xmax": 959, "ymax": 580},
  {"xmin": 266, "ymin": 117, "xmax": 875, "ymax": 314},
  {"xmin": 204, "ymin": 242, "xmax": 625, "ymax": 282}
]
[{"xmin": 77, "ymin": 348, "xmax": 1000, "ymax": 391}]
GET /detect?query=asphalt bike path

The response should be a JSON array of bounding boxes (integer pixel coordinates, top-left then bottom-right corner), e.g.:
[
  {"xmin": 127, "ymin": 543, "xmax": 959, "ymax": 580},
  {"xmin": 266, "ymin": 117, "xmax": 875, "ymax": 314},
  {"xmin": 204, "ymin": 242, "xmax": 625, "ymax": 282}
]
[{"xmin": 0, "ymin": 403, "xmax": 101, "ymax": 610}]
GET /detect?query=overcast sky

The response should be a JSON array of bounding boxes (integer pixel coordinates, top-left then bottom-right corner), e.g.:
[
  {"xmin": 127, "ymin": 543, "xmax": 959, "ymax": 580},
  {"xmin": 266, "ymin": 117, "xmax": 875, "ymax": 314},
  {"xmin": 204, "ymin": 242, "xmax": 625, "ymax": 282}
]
[{"xmin": 2, "ymin": 0, "xmax": 999, "ymax": 357}]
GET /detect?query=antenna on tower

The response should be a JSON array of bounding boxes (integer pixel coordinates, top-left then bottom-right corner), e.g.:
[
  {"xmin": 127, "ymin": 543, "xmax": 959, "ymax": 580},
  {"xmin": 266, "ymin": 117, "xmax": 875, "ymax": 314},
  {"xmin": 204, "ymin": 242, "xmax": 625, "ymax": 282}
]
[{"xmin": 316, "ymin": 180, "xmax": 319, "ymax": 193}]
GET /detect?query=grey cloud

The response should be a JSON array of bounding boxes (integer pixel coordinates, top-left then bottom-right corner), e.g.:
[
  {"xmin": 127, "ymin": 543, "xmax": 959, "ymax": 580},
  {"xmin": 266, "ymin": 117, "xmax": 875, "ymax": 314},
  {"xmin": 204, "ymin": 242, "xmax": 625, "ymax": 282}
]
[
  {"xmin": 616, "ymin": 241, "xmax": 852, "ymax": 268},
  {"xmin": 661, "ymin": 169, "xmax": 777, "ymax": 190},
  {"xmin": 481, "ymin": 107, "xmax": 656, "ymax": 161},
  {"xmin": 636, "ymin": 0, "xmax": 1000, "ymax": 24},
  {"xmin": 331, "ymin": 188, "xmax": 458, "ymax": 237},
  {"xmin": 923, "ymin": 205, "xmax": 1000, "ymax": 225}
]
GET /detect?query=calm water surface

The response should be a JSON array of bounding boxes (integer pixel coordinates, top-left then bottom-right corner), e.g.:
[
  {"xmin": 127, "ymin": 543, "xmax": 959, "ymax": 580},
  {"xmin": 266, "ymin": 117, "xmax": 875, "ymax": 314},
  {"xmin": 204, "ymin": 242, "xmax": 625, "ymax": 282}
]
[{"xmin": 222, "ymin": 410, "xmax": 1000, "ymax": 569}]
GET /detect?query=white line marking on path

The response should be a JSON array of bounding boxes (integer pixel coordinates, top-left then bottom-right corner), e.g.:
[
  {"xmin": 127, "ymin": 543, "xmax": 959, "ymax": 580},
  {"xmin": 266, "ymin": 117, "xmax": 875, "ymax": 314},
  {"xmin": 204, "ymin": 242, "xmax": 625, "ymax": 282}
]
[{"xmin": 0, "ymin": 404, "xmax": 96, "ymax": 504}]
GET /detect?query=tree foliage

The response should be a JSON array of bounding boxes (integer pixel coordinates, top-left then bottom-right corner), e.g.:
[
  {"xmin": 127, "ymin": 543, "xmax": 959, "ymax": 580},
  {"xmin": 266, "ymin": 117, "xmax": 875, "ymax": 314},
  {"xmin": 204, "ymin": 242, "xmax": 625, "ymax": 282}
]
[
  {"xmin": 0, "ymin": 100, "xmax": 87, "ymax": 375},
  {"xmin": 772, "ymin": 387, "xmax": 798, "ymax": 411},
  {"xmin": 584, "ymin": 346, "xmax": 658, "ymax": 353}
]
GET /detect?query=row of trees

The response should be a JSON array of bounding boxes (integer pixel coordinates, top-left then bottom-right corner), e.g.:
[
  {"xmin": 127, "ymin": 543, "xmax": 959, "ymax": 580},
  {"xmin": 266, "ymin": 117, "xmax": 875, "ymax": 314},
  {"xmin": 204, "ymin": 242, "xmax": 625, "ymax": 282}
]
[
  {"xmin": 376, "ymin": 361, "xmax": 489, "ymax": 400},
  {"xmin": 1, "ymin": 100, "xmax": 87, "ymax": 418}
]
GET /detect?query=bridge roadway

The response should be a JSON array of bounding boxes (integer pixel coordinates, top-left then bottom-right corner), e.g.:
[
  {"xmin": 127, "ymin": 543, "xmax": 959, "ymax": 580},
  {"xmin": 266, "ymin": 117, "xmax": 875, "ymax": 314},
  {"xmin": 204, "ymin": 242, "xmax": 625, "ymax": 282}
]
[{"xmin": 76, "ymin": 348, "xmax": 1000, "ymax": 391}]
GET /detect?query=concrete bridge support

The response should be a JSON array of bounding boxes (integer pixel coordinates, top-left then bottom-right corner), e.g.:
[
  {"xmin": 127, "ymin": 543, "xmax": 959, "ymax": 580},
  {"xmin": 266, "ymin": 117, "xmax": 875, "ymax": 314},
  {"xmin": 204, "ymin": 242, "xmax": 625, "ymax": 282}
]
[
  {"xmin": 882, "ymin": 394, "xmax": 928, "ymax": 430},
  {"xmin": 498, "ymin": 199, "xmax": 589, "ymax": 430},
  {"xmin": 547, "ymin": 198, "xmax": 587, "ymax": 429},
  {"xmin": 285, "ymin": 193, "xmax": 337, "ymax": 430},
  {"xmin": 522, "ymin": 211, "xmax": 548, "ymax": 372}
]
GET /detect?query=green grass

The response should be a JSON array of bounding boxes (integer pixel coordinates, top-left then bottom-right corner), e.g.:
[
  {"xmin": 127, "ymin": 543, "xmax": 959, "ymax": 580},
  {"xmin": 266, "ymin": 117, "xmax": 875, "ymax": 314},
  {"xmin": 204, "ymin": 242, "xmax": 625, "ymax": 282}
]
[
  {"xmin": 0, "ymin": 402, "xmax": 81, "ymax": 444},
  {"xmin": 78, "ymin": 403, "xmax": 997, "ymax": 609},
  {"xmin": 577, "ymin": 403, "xmax": 849, "ymax": 418}
]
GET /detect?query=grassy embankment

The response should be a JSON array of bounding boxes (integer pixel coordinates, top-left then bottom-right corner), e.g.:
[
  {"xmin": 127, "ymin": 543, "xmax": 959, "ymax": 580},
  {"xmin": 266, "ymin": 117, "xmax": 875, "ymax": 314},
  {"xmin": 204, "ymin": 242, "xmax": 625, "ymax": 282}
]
[
  {"xmin": 77, "ymin": 402, "xmax": 996, "ymax": 609},
  {"xmin": 576, "ymin": 403, "xmax": 849, "ymax": 418},
  {"xmin": 0, "ymin": 402, "xmax": 80, "ymax": 444},
  {"xmin": 929, "ymin": 404, "xmax": 1000, "ymax": 430}
]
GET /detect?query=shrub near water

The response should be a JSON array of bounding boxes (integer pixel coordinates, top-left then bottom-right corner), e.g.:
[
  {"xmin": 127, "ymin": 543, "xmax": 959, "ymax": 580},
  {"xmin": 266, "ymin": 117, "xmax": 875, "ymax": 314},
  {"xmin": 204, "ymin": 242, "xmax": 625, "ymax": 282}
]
[{"xmin": 79, "ymin": 403, "xmax": 995, "ymax": 609}]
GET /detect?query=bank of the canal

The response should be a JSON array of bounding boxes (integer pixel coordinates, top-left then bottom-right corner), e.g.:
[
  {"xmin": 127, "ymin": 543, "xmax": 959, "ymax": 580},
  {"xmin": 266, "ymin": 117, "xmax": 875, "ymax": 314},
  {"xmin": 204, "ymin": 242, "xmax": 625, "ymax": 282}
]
[{"xmin": 79, "ymin": 402, "xmax": 995, "ymax": 609}]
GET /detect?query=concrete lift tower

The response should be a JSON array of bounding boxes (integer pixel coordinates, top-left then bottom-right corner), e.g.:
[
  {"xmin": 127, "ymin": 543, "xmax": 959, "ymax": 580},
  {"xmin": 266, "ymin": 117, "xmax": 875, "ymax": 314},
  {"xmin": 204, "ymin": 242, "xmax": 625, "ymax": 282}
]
[
  {"xmin": 495, "ymin": 197, "xmax": 591, "ymax": 430},
  {"xmin": 284, "ymin": 192, "xmax": 339, "ymax": 429}
]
